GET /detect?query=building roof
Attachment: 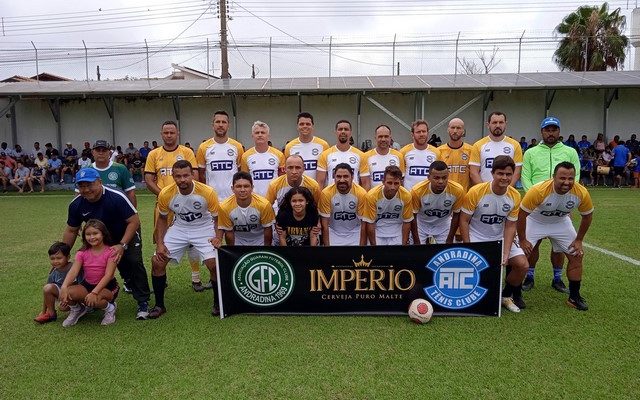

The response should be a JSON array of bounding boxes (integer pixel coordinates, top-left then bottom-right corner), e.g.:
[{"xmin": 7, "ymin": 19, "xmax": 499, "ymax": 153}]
[
  {"xmin": 167, "ymin": 63, "xmax": 220, "ymax": 80},
  {"xmin": 1, "ymin": 71, "xmax": 639, "ymax": 98}
]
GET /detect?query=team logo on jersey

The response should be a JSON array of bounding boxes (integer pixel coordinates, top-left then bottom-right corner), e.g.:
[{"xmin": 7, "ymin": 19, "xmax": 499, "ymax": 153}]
[
  {"xmin": 501, "ymin": 204, "xmax": 511, "ymax": 212},
  {"xmin": 424, "ymin": 209, "xmax": 450, "ymax": 218},
  {"xmin": 443, "ymin": 200, "xmax": 452, "ymax": 207},
  {"xmin": 209, "ymin": 160, "xmax": 234, "ymax": 171},
  {"xmin": 426, "ymin": 156, "xmax": 435, "ymax": 163},
  {"xmin": 480, "ymin": 214, "xmax": 506, "ymax": 224},
  {"xmin": 108, "ymin": 172, "xmax": 118, "ymax": 181},
  {"xmin": 503, "ymin": 147, "xmax": 511, "ymax": 154},
  {"xmin": 232, "ymin": 252, "xmax": 295, "ymax": 307},
  {"xmin": 485, "ymin": 158, "xmax": 494, "ymax": 168},
  {"xmin": 334, "ymin": 212, "xmax": 356, "ymax": 221},
  {"xmin": 252, "ymin": 169, "xmax": 275, "ymax": 180},
  {"xmin": 303, "ymin": 160, "xmax": 317, "ymax": 170},
  {"xmin": 461, "ymin": 153, "xmax": 468, "ymax": 160},
  {"xmin": 176, "ymin": 155, "xmax": 184, "ymax": 161},
  {"xmin": 349, "ymin": 156, "xmax": 357, "ymax": 164},
  {"xmin": 408, "ymin": 166, "xmax": 429, "ymax": 176},
  {"xmin": 423, "ymin": 247, "xmax": 489, "ymax": 310},
  {"xmin": 268, "ymin": 158, "xmax": 277, "ymax": 166},
  {"xmin": 566, "ymin": 201, "xmax": 575, "ymax": 209},
  {"xmin": 227, "ymin": 149, "xmax": 235, "ymax": 157},
  {"xmin": 389, "ymin": 159, "xmax": 397, "ymax": 166},
  {"xmin": 249, "ymin": 214, "xmax": 259, "ymax": 223},
  {"xmin": 193, "ymin": 201, "xmax": 202, "ymax": 210},
  {"xmin": 393, "ymin": 205, "xmax": 402, "ymax": 212},
  {"xmin": 348, "ymin": 201, "xmax": 356, "ymax": 209},
  {"xmin": 312, "ymin": 149, "xmax": 320, "ymax": 156},
  {"xmin": 372, "ymin": 171, "xmax": 384, "ymax": 181}
]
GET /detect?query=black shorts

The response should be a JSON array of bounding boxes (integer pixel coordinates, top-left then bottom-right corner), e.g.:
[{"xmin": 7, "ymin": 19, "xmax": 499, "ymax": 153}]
[
  {"xmin": 80, "ymin": 278, "xmax": 119, "ymax": 299},
  {"xmin": 613, "ymin": 166, "xmax": 625, "ymax": 176}
]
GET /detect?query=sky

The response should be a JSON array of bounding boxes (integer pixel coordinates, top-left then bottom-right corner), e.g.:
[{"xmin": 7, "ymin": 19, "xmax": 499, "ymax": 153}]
[{"xmin": 0, "ymin": 0, "xmax": 638, "ymax": 80}]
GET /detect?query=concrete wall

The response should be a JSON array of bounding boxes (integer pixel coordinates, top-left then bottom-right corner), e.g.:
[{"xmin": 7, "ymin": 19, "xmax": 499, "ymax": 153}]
[{"xmin": 3, "ymin": 88, "xmax": 639, "ymax": 150}]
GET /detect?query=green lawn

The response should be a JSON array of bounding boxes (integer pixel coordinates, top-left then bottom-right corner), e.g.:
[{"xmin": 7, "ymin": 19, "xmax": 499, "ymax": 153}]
[{"xmin": 0, "ymin": 189, "xmax": 638, "ymax": 399}]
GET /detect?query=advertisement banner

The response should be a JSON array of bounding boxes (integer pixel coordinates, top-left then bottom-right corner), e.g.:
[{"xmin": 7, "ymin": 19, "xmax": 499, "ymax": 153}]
[{"xmin": 217, "ymin": 241, "xmax": 502, "ymax": 318}]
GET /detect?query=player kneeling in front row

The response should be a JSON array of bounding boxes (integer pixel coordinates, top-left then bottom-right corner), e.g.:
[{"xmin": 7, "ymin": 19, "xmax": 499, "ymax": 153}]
[
  {"xmin": 517, "ymin": 162, "xmax": 594, "ymax": 310},
  {"xmin": 459, "ymin": 155, "xmax": 529, "ymax": 313},
  {"xmin": 150, "ymin": 160, "xmax": 221, "ymax": 318}
]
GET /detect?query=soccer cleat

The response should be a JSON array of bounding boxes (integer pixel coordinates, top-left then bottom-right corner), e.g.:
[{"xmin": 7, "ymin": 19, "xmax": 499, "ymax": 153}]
[
  {"xmin": 203, "ymin": 281, "xmax": 213, "ymax": 290},
  {"xmin": 34, "ymin": 312, "xmax": 57, "ymax": 324},
  {"xmin": 522, "ymin": 276, "xmax": 534, "ymax": 291},
  {"xmin": 567, "ymin": 296, "xmax": 589, "ymax": 311},
  {"xmin": 551, "ymin": 279, "xmax": 570, "ymax": 294},
  {"xmin": 62, "ymin": 305, "xmax": 89, "ymax": 327},
  {"xmin": 501, "ymin": 297, "xmax": 521, "ymax": 313},
  {"xmin": 192, "ymin": 281, "xmax": 206, "ymax": 292},
  {"xmin": 211, "ymin": 303, "xmax": 220, "ymax": 317},
  {"xmin": 101, "ymin": 303, "xmax": 117, "ymax": 325},
  {"xmin": 148, "ymin": 306, "xmax": 166, "ymax": 319},
  {"xmin": 512, "ymin": 296, "xmax": 526, "ymax": 310},
  {"xmin": 136, "ymin": 302, "xmax": 149, "ymax": 320}
]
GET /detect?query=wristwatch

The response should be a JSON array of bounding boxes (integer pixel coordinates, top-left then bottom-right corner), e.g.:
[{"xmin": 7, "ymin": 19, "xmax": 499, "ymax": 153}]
[{"xmin": 120, "ymin": 242, "xmax": 129, "ymax": 250}]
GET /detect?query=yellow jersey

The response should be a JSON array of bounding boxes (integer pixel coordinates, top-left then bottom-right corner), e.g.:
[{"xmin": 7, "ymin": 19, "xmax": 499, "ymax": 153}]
[
  {"xmin": 400, "ymin": 143, "xmax": 441, "ymax": 190},
  {"xmin": 437, "ymin": 142, "xmax": 473, "ymax": 191},
  {"xmin": 265, "ymin": 174, "xmax": 321, "ymax": 210},
  {"xmin": 469, "ymin": 136, "xmax": 523, "ymax": 183},
  {"xmin": 284, "ymin": 136, "xmax": 329, "ymax": 180},
  {"xmin": 196, "ymin": 137, "xmax": 244, "ymax": 200},
  {"xmin": 217, "ymin": 193, "xmax": 275, "ymax": 245},
  {"xmin": 461, "ymin": 182, "xmax": 521, "ymax": 241},
  {"xmin": 240, "ymin": 146, "xmax": 285, "ymax": 197},
  {"xmin": 157, "ymin": 181, "xmax": 218, "ymax": 229},
  {"xmin": 362, "ymin": 185, "xmax": 413, "ymax": 238},
  {"xmin": 144, "ymin": 145, "xmax": 197, "ymax": 190},
  {"xmin": 520, "ymin": 179, "xmax": 594, "ymax": 224},
  {"xmin": 361, "ymin": 148, "xmax": 405, "ymax": 188}
]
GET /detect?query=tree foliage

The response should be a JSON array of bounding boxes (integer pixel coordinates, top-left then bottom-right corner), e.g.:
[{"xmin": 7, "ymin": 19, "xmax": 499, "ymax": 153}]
[{"xmin": 554, "ymin": 2, "xmax": 628, "ymax": 71}]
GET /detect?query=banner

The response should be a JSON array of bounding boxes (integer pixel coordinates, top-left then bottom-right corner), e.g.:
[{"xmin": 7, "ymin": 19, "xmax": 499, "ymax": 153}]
[{"xmin": 217, "ymin": 242, "xmax": 502, "ymax": 318}]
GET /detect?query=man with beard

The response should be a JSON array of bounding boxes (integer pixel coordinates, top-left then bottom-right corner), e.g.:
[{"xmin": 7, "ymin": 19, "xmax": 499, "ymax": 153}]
[
  {"xmin": 520, "ymin": 117, "xmax": 581, "ymax": 293},
  {"xmin": 518, "ymin": 162, "xmax": 594, "ymax": 310},
  {"xmin": 410, "ymin": 161, "xmax": 465, "ymax": 244},
  {"xmin": 284, "ymin": 112, "xmax": 329, "ymax": 181},
  {"xmin": 362, "ymin": 165, "xmax": 413, "ymax": 245},
  {"xmin": 196, "ymin": 110, "xmax": 244, "ymax": 200},
  {"xmin": 438, "ymin": 118, "xmax": 473, "ymax": 192},
  {"xmin": 362, "ymin": 124, "xmax": 405, "ymax": 189},
  {"xmin": 150, "ymin": 160, "xmax": 220, "ymax": 318},
  {"xmin": 469, "ymin": 111, "xmax": 522, "ymax": 186},
  {"xmin": 319, "ymin": 163, "xmax": 367, "ymax": 246},
  {"xmin": 316, "ymin": 119, "xmax": 369, "ymax": 190},
  {"xmin": 400, "ymin": 119, "xmax": 441, "ymax": 190}
]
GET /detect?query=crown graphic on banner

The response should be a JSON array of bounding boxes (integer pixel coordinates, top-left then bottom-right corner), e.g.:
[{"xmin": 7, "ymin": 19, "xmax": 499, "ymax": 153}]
[{"xmin": 352, "ymin": 255, "xmax": 372, "ymax": 268}]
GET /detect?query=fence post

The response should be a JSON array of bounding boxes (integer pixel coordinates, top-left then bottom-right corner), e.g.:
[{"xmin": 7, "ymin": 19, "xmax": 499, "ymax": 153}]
[
  {"xmin": 206, "ymin": 38, "xmax": 210, "ymax": 81},
  {"xmin": 392, "ymin": 33, "xmax": 396, "ymax": 76},
  {"xmin": 269, "ymin": 37, "xmax": 272, "ymax": 80},
  {"xmin": 82, "ymin": 40, "xmax": 89, "ymax": 82},
  {"xmin": 517, "ymin": 30, "xmax": 525, "ymax": 73},
  {"xmin": 584, "ymin": 36, "xmax": 588, "ymax": 72},
  {"xmin": 30, "ymin": 41, "xmax": 39, "ymax": 82},
  {"xmin": 329, "ymin": 36, "xmax": 332, "ymax": 78},
  {"xmin": 145, "ymin": 39, "xmax": 150, "ymax": 81},
  {"xmin": 454, "ymin": 31, "xmax": 460, "ymax": 76}
]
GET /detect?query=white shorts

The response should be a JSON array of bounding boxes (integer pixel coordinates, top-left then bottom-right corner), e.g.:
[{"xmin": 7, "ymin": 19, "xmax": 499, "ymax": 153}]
[
  {"xmin": 526, "ymin": 217, "xmax": 577, "ymax": 254},
  {"xmin": 470, "ymin": 233, "xmax": 525, "ymax": 260},
  {"xmin": 164, "ymin": 224, "xmax": 217, "ymax": 262},
  {"xmin": 376, "ymin": 236, "xmax": 402, "ymax": 246},
  {"xmin": 418, "ymin": 230, "xmax": 448, "ymax": 245},
  {"xmin": 329, "ymin": 229, "xmax": 360, "ymax": 246}
]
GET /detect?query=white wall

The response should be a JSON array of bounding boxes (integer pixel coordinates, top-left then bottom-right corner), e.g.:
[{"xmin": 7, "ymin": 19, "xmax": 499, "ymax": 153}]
[
  {"xmin": 61, "ymin": 99, "xmax": 110, "ymax": 147},
  {"xmin": 0, "ymin": 98, "xmax": 11, "ymax": 145}
]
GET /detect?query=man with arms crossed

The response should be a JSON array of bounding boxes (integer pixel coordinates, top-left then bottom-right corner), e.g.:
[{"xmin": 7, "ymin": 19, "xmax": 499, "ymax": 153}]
[
  {"xmin": 518, "ymin": 162, "xmax": 594, "ymax": 310},
  {"xmin": 197, "ymin": 110, "xmax": 244, "ymax": 200},
  {"xmin": 284, "ymin": 112, "xmax": 329, "ymax": 180},
  {"xmin": 145, "ymin": 120, "xmax": 210, "ymax": 292},
  {"xmin": 411, "ymin": 161, "xmax": 465, "ymax": 245},
  {"xmin": 469, "ymin": 111, "xmax": 523, "ymax": 187},
  {"xmin": 150, "ymin": 160, "xmax": 220, "ymax": 318},
  {"xmin": 400, "ymin": 119, "xmax": 441, "ymax": 190},
  {"xmin": 362, "ymin": 166, "xmax": 413, "ymax": 245},
  {"xmin": 316, "ymin": 119, "xmax": 370, "ymax": 190},
  {"xmin": 459, "ymin": 155, "xmax": 529, "ymax": 313},
  {"xmin": 520, "ymin": 117, "xmax": 580, "ymax": 293},
  {"xmin": 319, "ymin": 163, "xmax": 367, "ymax": 246},
  {"xmin": 240, "ymin": 120, "xmax": 284, "ymax": 197},
  {"xmin": 362, "ymin": 124, "xmax": 405, "ymax": 189}
]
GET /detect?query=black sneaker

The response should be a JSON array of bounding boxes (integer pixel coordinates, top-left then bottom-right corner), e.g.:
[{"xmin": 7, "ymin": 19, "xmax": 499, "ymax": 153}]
[
  {"xmin": 567, "ymin": 296, "xmax": 588, "ymax": 311},
  {"xmin": 522, "ymin": 276, "xmax": 534, "ymax": 291},
  {"xmin": 211, "ymin": 303, "xmax": 220, "ymax": 317},
  {"xmin": 148, "ymin": 306, "xmax": 166, "ymax": 319},
  {"xmin": 551, "ymin": 279, "xmax": 570, "ymax": 294},
  {"xmin": 192, "ymin": 281, "xmax": 206, "ymax": 292},
  {"xmin": 512, "ymin": 296, "xmax": 526, "ymax": 310}
]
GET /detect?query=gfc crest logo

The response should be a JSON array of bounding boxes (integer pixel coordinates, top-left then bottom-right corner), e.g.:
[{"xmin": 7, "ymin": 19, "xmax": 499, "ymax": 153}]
[
  {"xmin": 232, "ymin": 252, "xmax": 294, "ymax": 307},
  {"xmin": 424, "ymin": 247, "xmax": 489, "ymax": 310}
]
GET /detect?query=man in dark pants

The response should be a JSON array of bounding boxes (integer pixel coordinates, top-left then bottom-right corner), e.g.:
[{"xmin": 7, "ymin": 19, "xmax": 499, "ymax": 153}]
[{"xmin": 62, "ymin": 168, "xmax": 151, "ymax": 320}]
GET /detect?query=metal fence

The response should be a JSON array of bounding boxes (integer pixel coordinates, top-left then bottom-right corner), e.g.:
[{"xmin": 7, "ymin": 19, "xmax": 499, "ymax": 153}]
[{"xmin": 0, "ymin": 33, "xmax": 636, "ymax": 81}]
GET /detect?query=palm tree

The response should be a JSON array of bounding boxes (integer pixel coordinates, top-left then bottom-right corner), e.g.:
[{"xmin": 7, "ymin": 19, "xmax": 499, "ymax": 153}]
[{"xmin": 554, "ymin": 2, "xmax": 628, "ymax": 71}]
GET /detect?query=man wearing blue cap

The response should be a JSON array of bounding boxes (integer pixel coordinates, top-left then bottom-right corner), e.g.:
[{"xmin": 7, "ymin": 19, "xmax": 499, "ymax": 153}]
[
  {"xmin": 61, "ymin": 168, "xmax": 151, "ymax": 319},
  {"xmin": 520, "ymin": 117, "xmax": 581, "ymax": 293}
]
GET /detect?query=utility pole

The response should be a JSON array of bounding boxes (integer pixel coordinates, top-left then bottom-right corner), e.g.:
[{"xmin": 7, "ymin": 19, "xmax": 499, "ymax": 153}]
[{"xmin": 219, "ymin": 0, "xmax": 231, "ymax": 79}]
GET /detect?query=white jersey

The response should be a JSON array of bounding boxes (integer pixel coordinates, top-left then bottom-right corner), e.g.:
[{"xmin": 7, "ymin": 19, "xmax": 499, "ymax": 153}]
[
  {"xmin": 469, "ymin": 136, "xmax": 523, "ymax": 182},
  {"xmin": 318, "ymin": 183, "xmax": 367, "ymax": 245},
  {"xmin": 157, "ymin": 181, "xmax": 219, "ymax": 230},
  {"xmin": 284, "ymin": 137, "xmax": 329, "ymax": 180},
  {"xmin": 400, "ymin": 144, "xmax": 441, "ymax": 190},
  {"xmin": 240, "ymin": 147, "xmax": 284, "ymax": 197},
  {"xmin": 362, "ymin": 185, "xmax": 413, "ymax": 238},
  {"xmin": 317, "ymin": 145, "xmax": 368, "ymax": 186},
  {"xmin": 461, "ymin": 182, "xmax": 521, "ymax": 241},
  {"xmin": 362, "ymin": 148, "xmax": 405, "ymax": 188},
  {"xmin": 411, "ymin": 180, "xmax": 465, "ymax": 238},
  {"xmin": 196, "ymin": 137, "xmax": 244, "ymax": 200}
]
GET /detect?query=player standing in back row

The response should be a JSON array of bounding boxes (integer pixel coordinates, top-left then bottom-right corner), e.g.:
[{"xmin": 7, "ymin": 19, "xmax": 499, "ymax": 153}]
[
  {"xmin": 284, "ymin": 112, "xmax": 329, "ymax": 181},
  {"xmin": 240, "ymin": 121, "xmax": 284, "ymax": 197},
  {"xmin": 400, "ymin": 119, "xmax": 441, "ymax": 190},
  {"xmin": 469, "ymin": 111, "xmax": 522, "ymax": 186},
  {"xmin": 196, "ymin": 110, "xmax": 244, "ymax": 200}
]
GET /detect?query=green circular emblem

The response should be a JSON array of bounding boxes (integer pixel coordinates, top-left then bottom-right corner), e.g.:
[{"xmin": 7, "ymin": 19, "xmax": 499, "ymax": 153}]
[{"xmin": 232, "ymin": 252, "xmax": 294, "ymax": 307}]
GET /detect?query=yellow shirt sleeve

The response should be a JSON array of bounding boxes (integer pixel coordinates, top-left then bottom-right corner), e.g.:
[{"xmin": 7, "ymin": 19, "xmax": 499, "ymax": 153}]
[
  {"xmin": 259, "ymin": 196, "xmax": 275, "ymax": 226},
  {"xmin": 356, "ymin": 185, "xmax": 367, "ymax": 219},
  {"xmin": 240, "ymin": 152, "xmax": 250, "ymax": 172},
  {"xmin": 205, "ymin": 186, "xmax": 219, "ymax": 216},
  {"xmin": 318, "ymin": 186, "xmax": 332, "ymax": 217},
  {"xmin": 461, "ymin": 185, "xmax": 482, "ymax": 215},
  {"xmin": 520, "ymin": 182, "xmax": 547, "ymax": 213},
  {"xmin": 157, "ymin": 186, "xmax": 172, "ymax": 215},
  {"xmin": 469, "ymin": 142, "xmax": 481, "ymax": 166},
  {"xmin": 317, "ymin": 148, "xmax": 329, "ymax": 172},
  {"xmin": 507, "ymin": 187, "xmax": 521, "ymax": 220},
  {"xmin": 217, "ymin": 200, "xmax": 233, "ymax": 230},
  {"xmin": 362, "ymin": 189, "xmax": 378, "ymax": 223},
  {"xmin": 400, "ymin": 188, "xmax": 414, "ymax": 222},
  {"xmin": 576, "ymin": 185, "xmax": 594, "ymax": 215},
  {"xmin": 144, "ymin": 150, "xmax": 156, "ymax": 174},
  {"xmin": 450, "ymin": 181, "xmax": 465, "ymax": 212},
  {"xmin": 196, "ymin": 142, "xmax": 207, "ymax": 169}
]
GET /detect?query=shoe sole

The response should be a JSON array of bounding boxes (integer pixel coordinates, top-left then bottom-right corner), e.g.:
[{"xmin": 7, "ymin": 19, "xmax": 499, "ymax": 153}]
[
  {"xmin": 566, "ymin": 300, "xmax": 588, "ymax": 311},
  {"xmin": 136, "ymin": 312, "xmax": 149, "ymax": 320}
]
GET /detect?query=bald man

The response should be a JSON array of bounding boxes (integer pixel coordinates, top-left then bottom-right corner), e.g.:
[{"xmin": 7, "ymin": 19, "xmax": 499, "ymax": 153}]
[{"xmin": 438, "ymin": 118, "xmax": 473, "ymax": 191}]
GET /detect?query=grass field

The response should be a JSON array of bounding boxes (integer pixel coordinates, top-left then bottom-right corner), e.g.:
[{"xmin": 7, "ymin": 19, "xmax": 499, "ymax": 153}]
[{"xmin": 0, "ymin": 188, "xmax": 638, "ymax": 399}]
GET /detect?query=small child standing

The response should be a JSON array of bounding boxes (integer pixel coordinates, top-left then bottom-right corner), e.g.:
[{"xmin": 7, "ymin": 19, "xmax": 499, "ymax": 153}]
[
  {"xmin": 34, "ymin": 242, "xmax": 75, "ymax": 324},
  {"xmin": 59, "ymin": 219, "xmax": 119, "ymax": 327}
]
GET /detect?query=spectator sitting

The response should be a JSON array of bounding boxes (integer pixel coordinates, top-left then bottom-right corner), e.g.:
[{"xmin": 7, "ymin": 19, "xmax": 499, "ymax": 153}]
[
  {"xmin": 13, "ymin": 144, "xmax": 26, "ymax": 162},
  {"xmin": 61, "ymin": 154, "xmax": 77, "ymax": 183},
  {"xmin": 578, "ymin": 135, "xmax": 591, "ymax": 152},
  {"xmin": 609, "ymin": 134, "xmax": 620, "ymax": 149},
  {"xmin": 63, "ymin": 142, "xmax": 78, "ymax": 160},
  {"xmin": 428, "ymin": 133, "xmax": 442, "ymax": 147},
  {"xmin": 0, "ymin": 142, "xmax": 11, "ymax": 156},
  {"xmin": 528, "ymin": 138, "xmax": 537, "ymax": 149},
  {"xmin": 594, "ymin": 133, "xmax": 605, "ymax": 153},
  {"xmin": 124, "ymin": 142, "xmax": 138, "ymax": 158},
  {"xmin": 44, "ymin": 143, "xmax": 57, "ymax": 159},
  {"xmin": 631, "ymin": 149, "xmax": 640, "ymax": 189},
  {"xmin": 81, "ymin": 141, "xmax": 93, "ymax": 160},
  {"xmin": 627, "ymin": 134, "xmax": 639, "ymax": 154},
  {"xmin": 47, "ymin": 152, "xmax": 62, "ymax": 182},
  {"xmin": 1, "ymin": 151, "xmax": 16, "ymax": 171},
  {"xmin": 519, "ymin": 136, "xmax": 528, "ymax": 151},
  {"xmin": 10, "ymin": 160, "xmax": 33, "ymax": 192},
  {"xmin": 29, "ymin": 158, "xmax": 47, "ymax": 192},
  {"xmin": 77, "ymin": 153, "xmax": 92, "ymax": 170},
  {"xmin": 151, "ymin": 140, "xmax": 159, "ymax": 149},
  {"xmin": 0, "ymin": 160, "xmax": 11, "ymax": 192},
  {"xmin": 31, "ymin": 141, "xmax": 43, "ymax": 160},
  {"xmin": 580, "ymin": 146, "xmax": 595, "ymax": 186},
  {"xmin": 564, "ymin": 134, "xmax": 580, "ymax": 153},
  {"xmin": 128, "ymin": 151, "xmax": 144, "ymax": 181},
  {"xmin": 138, "ymin": 141, "xmax": 151, "ymax": 161}
]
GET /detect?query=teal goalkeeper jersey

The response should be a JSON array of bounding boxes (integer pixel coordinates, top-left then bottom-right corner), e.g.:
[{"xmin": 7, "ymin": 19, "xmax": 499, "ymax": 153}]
[
  {"xmin": 521, "ymin": 143, "xmax": 580, "ymax": 191},
  {"xmin": 91, "ymin": 161, "xmax": 135, "ymax": 193}
]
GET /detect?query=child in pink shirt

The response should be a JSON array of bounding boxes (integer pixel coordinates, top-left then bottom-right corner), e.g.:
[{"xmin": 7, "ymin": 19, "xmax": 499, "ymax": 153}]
[{"xmin": 60, "ymin": 219, "xmax": 119, "ymax": 327}]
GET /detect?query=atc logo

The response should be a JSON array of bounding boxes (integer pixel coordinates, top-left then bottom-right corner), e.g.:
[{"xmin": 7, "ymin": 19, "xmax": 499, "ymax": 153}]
[
  {"xmin": 232, "ymin": 252, "xmax": 295, "ymax": 307},
  {"xmin": 424, "ymin": 247, "xmax": 489, "ymax": 310}
]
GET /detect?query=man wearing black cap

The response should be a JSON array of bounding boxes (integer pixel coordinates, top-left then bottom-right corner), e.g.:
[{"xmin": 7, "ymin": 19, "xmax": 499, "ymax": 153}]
[
  {"xmin": 520, "ymin": 116, "xmax": 581, "ymax": 293},
  {"xmin": 63, "ymin": 168, "xmax": 151, "ymax": 319},
  {"xmin": 90, "ymin": 140, "xmax": 137, "ymax": 207}
]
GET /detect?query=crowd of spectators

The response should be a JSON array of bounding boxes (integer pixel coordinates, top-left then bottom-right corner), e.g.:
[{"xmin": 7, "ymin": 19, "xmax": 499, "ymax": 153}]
[{"xmin": 1, "ymin": 131, "xmax": 639, "ymax": 193}]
